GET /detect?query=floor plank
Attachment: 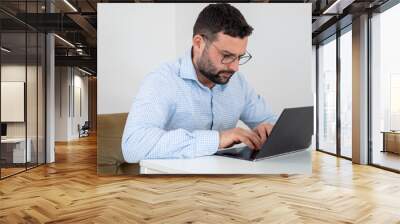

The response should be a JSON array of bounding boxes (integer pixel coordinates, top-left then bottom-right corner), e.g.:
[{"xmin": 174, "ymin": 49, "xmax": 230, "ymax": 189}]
[{"xmin": 1, "ymin": 135, "xmax": 400, "ymax": 223}]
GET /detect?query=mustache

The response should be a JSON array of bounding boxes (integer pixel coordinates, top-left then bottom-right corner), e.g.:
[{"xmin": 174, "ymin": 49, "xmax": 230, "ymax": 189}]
[{"xmin": 217, "ymin": 70, "xmax": 235, "ymax": 76}]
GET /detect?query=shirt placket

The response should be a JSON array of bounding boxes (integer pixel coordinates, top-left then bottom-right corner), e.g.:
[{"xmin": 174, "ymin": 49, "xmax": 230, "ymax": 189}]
[{"xmin": 210, "ymin": 87, "xmax": 216, "ymax": 130}]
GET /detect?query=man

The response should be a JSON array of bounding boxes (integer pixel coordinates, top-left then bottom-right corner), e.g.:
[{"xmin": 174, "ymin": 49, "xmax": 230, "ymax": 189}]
[{"xmin": 122, "ymin": 3, "xmax": 277, "ymax": 163}]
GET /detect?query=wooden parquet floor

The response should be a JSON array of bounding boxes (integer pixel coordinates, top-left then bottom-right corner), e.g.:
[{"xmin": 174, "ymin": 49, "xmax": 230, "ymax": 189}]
[{"xmin": 1, "ymin": 135, "xmax": 400, "ymax": 224}]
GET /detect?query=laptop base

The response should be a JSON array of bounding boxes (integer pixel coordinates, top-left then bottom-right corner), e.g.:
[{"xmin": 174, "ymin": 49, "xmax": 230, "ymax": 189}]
[{"xmin": 215, "ymin": 146, "xmax": 257, "ymax": 161}]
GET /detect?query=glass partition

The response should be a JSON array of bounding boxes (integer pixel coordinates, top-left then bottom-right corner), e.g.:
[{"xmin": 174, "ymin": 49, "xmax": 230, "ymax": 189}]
[
  {"xmin": 0, "ymin": 1, "xmax": 46, "ymax": 179},
  {"xmin": 0, "ymin": 31, "xmax": 28, "ymax": 177}
]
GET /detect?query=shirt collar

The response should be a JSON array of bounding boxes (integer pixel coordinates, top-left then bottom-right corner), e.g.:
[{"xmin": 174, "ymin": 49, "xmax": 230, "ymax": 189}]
[{"xmin": 179, "ymin": 48, "xmax": 198, "ymax": 81}]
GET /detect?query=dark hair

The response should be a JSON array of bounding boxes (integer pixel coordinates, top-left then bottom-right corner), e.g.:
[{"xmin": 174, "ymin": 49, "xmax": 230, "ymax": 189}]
[{"xmin": 193, "ymin": 3, "xmax": 253, "ymax": 42}]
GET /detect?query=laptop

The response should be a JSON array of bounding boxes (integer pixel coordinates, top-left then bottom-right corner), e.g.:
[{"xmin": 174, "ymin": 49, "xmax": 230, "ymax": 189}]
[{"xmin": 214, "ymin": 106, "xmax": 314, "ymax": 161}]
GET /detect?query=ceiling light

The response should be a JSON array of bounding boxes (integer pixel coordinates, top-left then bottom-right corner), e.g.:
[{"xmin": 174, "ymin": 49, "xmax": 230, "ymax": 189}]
[
  {"xmin": 63, "ymin": 0, "xmax": 78, "ymax": 12},
  {"xmin": 323, "ymin": 0, "xmax": 341, "ymax": 14},
  {"xmin": 78, "ymin": 67, "xmax": 93, "ymax": 76},
  {"xmin": 1, "ymin": 47, "xmax": 11, "ymax": 53},
  {"xmin": 322, "ymin": 0, "xmax": 354, "ymax": 15},
  {"xmin": 54, "ymin": 34, "xmax": 75, "ymax": 48},
  {"xmin": 76, "ymin": 48, "xmax": 84, "ymax": 55}
]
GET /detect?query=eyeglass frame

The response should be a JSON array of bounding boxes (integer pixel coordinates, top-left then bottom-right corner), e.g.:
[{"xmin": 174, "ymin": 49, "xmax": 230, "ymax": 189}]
[{"xmin": 200, "ymin": 34, "xmax": 252, "ymax": 66}]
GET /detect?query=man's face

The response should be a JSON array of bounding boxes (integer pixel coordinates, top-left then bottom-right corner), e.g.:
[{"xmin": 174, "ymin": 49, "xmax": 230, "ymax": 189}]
[{"xmin": 196, "ymin": 32, "xmax": 248, "ymax": 85}]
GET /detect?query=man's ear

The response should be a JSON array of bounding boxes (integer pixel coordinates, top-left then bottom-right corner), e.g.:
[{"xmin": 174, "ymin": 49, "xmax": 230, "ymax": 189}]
[{"xmin": 192, "ymin": 34, "xmax": 204, "ymax": 52}]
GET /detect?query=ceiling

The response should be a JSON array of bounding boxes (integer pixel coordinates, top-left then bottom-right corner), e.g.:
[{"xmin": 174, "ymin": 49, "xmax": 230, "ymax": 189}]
[{"xmin": 0, "ymin": 0, "xmax": 393, "ymax": 75}]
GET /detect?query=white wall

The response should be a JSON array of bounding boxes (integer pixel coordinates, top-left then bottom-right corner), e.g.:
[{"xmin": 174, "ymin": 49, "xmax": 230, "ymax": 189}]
[
  {"xmin": 98, "ymin": 4, "xmax": 177, "ymax": 114},
  {"xmin": 98, "ymin": 3, "xmax": 313, "ymax": 116},
  {"xmin": 55, "ymin": 67, "xmax": 69, "ymax": 141},
  {"xmin": 55, "ymin": 67, "xmax": 89, "ymax": 141},
  {"xmin": 72, "ymin": 73, "xmax": 89, "ymax": 138}
]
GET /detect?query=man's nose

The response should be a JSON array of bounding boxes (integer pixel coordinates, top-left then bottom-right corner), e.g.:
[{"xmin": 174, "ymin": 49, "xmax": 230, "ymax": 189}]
[{"xmin": 227, "ymin": 59, "xmax": 239, "ymax": 72}]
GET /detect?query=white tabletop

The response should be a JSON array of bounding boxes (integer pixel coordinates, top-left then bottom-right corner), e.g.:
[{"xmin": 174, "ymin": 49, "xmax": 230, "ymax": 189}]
[{"xmin": 139, "ymin": 147, "xmax": 312, "ymax": 175}]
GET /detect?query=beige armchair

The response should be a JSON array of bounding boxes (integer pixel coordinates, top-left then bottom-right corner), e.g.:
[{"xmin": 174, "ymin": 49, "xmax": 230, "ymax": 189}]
[{"xmin": 97, "ymin": 113, "xmax": 139, "ymax": 175}]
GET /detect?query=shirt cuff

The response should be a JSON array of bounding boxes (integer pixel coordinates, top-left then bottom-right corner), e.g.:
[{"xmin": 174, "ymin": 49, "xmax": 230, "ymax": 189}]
[{"xmin": 193, "ymin": 130, "xmax": 220, "ymax": 157}]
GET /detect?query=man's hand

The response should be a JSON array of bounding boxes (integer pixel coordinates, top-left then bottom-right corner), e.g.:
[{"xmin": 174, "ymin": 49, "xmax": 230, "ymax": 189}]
[
  {"xmin": 253, "ymin": 122, "xmax": 274, "ymax": 146},
  {"xmin": 218, "ymin": 127, "xmax": 263, "ymax": 150}
]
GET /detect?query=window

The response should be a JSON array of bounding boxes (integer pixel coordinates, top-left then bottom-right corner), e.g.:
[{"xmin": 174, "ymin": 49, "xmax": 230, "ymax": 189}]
[
  {"xmin": 339, "ymin": 29, "xmax": 352, "ymax": 158},
  {"xmin": 370, "ymin": 2, "xmax": 400, "ymax": 171},
  {"xmin": 318, "ymin": 37, "xmax": 337, "ymax": 154}
]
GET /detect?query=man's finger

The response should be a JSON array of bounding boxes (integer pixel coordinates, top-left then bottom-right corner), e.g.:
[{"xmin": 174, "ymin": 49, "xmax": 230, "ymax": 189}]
[
  {"xmin": 240, "ymin": 136, "xmax": 256, "ymax": 149},
  {"xmin": 249, "ymin": 133, "xmax": 262, "ymax": 149},
  {"xmin": 256, "ymin": 126, "xmax": 267, "ymax": 145},
  {"xmin": 241, "ymin": 130, "xmax": 262, "ymax": 150},
  {"xmin": 266, "ymin": 124, "xmax": 273, "ymax": 137},
  {"xmin": 238, "ymin": 135, "xmax": 256, "ymax": 149}
]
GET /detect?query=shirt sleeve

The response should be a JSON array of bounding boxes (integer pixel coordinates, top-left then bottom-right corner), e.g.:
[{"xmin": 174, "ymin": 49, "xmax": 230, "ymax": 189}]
[
  {"xmin": 239, "ymin": 75, "xmax": 278, "ymax": 129},
  {"xmin": 121, "ymin": 73, "xmax": 220, "ymax": 163}
]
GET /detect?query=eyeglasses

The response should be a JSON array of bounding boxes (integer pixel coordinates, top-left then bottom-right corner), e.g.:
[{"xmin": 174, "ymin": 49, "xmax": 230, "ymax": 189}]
[{"xmin": 201, "ymin": 34, "xmax": 252, "ymax": 65}]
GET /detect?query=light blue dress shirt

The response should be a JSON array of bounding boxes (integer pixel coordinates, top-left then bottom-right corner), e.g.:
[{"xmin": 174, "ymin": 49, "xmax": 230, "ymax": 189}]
[{"xmin": 121, "ymin": 50, "xmax": 277, "ymax": 163}]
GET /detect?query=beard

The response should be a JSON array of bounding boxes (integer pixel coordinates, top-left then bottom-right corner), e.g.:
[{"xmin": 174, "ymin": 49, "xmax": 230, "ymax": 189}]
[{"xmin": 196, "ymin": 48, "xmax": 235, "ymax": 85}]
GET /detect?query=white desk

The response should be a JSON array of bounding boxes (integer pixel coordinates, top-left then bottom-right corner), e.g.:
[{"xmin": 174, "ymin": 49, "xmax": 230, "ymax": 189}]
[
  {"xmin": 1, "ymin": 138, "xmax": 32, "ymax": 163},
  {"xmin": 140, "ymin": 147, "xmax": 312, "ymax": 175}
]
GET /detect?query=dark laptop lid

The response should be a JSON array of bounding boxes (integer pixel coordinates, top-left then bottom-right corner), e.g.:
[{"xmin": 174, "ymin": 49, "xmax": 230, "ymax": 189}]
[{"xmin": 254, "ymin": 106, "xmax": 314, "ymax": 160}]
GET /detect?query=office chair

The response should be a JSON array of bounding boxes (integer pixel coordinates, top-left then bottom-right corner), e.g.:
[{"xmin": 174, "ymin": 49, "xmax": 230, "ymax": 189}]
[{"xmin": 79, "ymin": 121, "xmax": 90, "ymax": 138}]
